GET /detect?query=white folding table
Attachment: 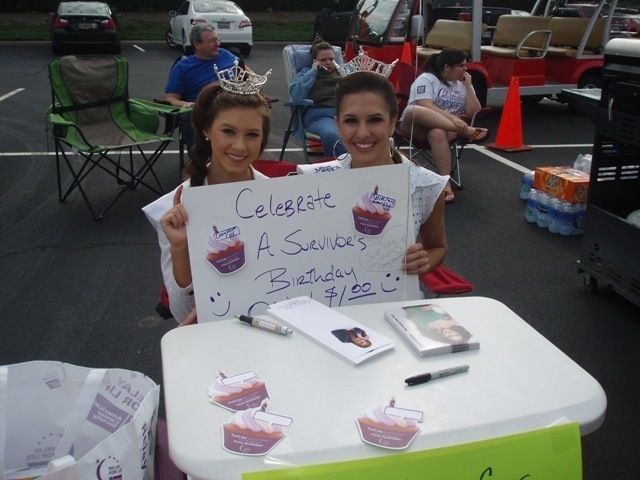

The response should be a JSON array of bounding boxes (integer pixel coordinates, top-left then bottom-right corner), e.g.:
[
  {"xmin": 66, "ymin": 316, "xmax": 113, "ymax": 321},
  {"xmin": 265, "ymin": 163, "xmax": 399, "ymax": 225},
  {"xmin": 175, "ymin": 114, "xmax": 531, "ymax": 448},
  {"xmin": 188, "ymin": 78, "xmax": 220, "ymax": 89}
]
[{"xmin": 160, "ymin": 296, "xmax": 606, "ymax": 480}]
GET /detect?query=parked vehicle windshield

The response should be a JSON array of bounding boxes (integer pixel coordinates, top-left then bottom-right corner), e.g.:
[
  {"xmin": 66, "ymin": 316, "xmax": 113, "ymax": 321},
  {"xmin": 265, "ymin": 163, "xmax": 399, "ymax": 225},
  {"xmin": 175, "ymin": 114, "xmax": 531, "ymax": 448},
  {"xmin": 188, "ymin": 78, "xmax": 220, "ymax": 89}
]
[
  {"xmin": 193, "ymin": 0, "xmax": 242, "ymax": 14},
  {"xmin": 59, "ymin": 1, "xmax": 110, "ymax": 15},
  {"xmin": 353, "ymin": 0, "xmax": 416, "ymax": 44}
]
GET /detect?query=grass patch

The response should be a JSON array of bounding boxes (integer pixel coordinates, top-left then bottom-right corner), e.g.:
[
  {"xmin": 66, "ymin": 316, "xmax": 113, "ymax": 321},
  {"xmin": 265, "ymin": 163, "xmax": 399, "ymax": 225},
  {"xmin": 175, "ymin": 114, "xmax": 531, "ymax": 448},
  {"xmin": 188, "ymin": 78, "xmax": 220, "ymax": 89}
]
[
  {"xmin": 253, "ymin": 20, "xmax": 313, "ymax": 42},
  {"xmin": 0, "ymin": 22, "xmax": 49, "ymax": 40},
  {"xmin": 0, "ymin": 20, "xmax": 312, "ymax": 42}
]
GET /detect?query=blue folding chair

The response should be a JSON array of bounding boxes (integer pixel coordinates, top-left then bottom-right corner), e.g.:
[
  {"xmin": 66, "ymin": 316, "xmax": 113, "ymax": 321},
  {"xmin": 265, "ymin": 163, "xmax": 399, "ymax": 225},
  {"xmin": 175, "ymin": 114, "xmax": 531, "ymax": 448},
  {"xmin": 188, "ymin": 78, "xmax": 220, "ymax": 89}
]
[{"xmin": 279, "ymin": 44, "xmax": 344, "ymax": 163}]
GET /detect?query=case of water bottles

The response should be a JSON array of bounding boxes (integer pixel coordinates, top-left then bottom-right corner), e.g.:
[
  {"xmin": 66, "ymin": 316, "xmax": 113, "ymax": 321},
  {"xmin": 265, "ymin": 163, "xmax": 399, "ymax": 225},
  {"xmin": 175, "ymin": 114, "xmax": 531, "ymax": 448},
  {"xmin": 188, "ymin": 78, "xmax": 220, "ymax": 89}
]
[{"xmin": 520, "ymin": 163, "xmax": 587, "ymax": 236}]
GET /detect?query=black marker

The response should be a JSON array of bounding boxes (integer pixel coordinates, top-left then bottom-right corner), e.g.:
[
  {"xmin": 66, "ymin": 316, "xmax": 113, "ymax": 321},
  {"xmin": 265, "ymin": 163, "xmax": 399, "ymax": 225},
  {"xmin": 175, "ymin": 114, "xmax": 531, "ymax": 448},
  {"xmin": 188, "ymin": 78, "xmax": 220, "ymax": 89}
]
[{"xmin": 405, "ymin": 365, "xmax": 469, "ymax": 386}]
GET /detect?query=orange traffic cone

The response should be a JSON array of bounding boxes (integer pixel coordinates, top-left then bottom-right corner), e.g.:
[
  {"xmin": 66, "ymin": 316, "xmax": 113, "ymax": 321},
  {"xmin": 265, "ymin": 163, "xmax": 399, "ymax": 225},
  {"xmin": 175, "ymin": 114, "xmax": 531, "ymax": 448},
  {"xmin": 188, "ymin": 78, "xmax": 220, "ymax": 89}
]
[
  {"xmin": 486, "ymin": 76, "xmax": 531, "ymax": 152},
  {"xmin": 400, "ymin": 41, "xmax": 413, "ymax": 65}
]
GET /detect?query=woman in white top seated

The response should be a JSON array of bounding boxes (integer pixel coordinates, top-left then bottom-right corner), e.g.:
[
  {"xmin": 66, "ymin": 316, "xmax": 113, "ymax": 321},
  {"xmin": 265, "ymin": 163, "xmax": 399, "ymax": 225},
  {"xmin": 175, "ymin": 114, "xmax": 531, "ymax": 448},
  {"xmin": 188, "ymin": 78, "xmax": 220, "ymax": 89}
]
[
  {"xmin": 143, "ymin": 82, "xmax": 271, "ymax": 324},
  {"xmin": 334, "ymin": 71, "xmax": 448, "ymax": 277},
  {"xmin": 398, "ymin": 49, "xmax": 488, "ymax": 203}
]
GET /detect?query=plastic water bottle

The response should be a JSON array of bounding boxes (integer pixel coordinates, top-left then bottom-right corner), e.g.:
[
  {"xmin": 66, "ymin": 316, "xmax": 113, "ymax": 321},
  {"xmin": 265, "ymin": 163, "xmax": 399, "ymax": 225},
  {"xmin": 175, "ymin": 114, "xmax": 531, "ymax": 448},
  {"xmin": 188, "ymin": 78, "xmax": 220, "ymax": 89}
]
[
  {"xmin": 571, "ymin": 203, "xmax": 587, "ymax": 235},
  {"xmin": 573, "ymin": 153, "xmax": 593, "ymax": 174},
  {"xmin": 519, "ymin": 171, "xmax": 535, "ymax": 200},
  {"xmin": 525, "ymin": 188, "xmax": 538, "ymax": 223},
  {"xmin": 548, "ymin": 198, "xmax": 563, "ymax": 234},
  {"xmin": 558, "ymin": 201, "xmax": 575, "ymax": 236},
  {"xmin": 536, "ymin": 192, "xmax": 551, "ymax": 229}
]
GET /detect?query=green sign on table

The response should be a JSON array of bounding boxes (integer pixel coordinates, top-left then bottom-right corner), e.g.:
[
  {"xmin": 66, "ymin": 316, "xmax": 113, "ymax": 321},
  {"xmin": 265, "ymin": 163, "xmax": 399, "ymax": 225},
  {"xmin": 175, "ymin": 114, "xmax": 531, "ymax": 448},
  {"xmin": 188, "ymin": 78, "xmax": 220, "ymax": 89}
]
[{"xmin": 243, "ymin": 423, "xmax": 581, "ymax": 480}]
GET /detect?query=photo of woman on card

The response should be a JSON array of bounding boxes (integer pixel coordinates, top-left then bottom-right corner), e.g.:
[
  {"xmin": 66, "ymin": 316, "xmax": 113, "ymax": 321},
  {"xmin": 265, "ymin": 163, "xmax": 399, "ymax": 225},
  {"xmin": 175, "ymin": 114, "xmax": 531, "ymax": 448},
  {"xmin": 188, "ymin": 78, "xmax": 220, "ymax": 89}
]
[
  {"xmin": 331, "ymin": 328, "xmax": 372, "ymax": 348},
  {"xmin": 403, "ymin": 304, "xmax": 472, "ymax": 345}
]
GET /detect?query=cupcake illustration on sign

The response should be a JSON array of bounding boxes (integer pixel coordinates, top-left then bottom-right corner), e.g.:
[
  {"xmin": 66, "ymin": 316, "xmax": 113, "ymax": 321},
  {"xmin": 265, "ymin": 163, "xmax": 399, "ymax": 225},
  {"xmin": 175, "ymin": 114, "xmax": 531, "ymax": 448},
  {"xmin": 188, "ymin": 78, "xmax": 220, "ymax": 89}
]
[
  {"xmin": 221, "ymin": 400, "xmax": 293, "ymax": 456},
  {"xmin": 207, "ymin": 370, "xmax": 269, "ymax": 412},
  {"xmin": 356, "ymin": 398, "xmax": 423, "ymax": 449},
  {"xmin": 352, "ymin": 185, "xmax": 396, "ymax": 236},
  {"xmin": 206, "ymin": 225, "xmax": 245, "ymax": 275}
]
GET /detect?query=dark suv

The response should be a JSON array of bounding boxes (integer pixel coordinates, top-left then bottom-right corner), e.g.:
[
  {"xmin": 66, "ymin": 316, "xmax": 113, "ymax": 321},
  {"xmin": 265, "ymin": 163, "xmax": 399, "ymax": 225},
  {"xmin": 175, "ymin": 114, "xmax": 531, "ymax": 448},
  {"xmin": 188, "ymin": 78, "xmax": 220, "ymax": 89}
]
[{"xmin": 312, "ymin": 0, "xmax": 358, "ymax": 48}]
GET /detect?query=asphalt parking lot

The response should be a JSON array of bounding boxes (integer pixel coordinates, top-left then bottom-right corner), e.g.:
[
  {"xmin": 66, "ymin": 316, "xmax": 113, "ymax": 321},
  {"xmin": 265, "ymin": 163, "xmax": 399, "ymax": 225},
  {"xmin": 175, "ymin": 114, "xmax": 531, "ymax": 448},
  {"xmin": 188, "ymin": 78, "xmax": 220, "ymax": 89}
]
[{"xmin": 1, "ymin": 42, "xmax": 639, "ymax": 479}]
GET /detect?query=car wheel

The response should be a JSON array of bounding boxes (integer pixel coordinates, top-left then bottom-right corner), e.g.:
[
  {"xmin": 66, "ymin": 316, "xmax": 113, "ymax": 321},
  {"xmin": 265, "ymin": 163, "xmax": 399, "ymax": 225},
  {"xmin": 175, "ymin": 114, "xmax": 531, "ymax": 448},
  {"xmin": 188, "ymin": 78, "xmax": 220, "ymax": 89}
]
[
  {"xmin": 166, "ymin": 28, "xmax": 177, "ymax": 48},
  {"xmin": 239, "ymin": 45, "xmax": 251, "ymax": 57},
  {"xmin": 577, "ymin": 71, "xmax": 603, "ymax": 90},
  {"xmin": 522, "ymin": 95, "xmax": 544, "ymax": 105},
  {"xmin": 181, "ymin": 31, "xmax": 189, "ymax": 54}
]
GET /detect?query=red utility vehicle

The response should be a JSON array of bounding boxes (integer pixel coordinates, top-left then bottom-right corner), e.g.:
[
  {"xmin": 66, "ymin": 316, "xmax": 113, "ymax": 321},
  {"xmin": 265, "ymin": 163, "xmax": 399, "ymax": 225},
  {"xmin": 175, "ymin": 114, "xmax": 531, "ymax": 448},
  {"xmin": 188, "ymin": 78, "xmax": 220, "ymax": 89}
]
[{"xmin": 345, "ymin": 0, "xmax": 616, "ymax": 108}]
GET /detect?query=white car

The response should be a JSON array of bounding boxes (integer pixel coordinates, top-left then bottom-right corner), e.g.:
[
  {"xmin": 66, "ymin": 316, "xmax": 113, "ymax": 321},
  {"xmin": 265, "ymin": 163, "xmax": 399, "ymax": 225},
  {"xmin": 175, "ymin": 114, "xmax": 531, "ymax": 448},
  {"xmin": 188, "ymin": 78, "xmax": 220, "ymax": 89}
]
[{"xmin": 166, "ymin": 0, "xmax": 253, "ymax": 56}]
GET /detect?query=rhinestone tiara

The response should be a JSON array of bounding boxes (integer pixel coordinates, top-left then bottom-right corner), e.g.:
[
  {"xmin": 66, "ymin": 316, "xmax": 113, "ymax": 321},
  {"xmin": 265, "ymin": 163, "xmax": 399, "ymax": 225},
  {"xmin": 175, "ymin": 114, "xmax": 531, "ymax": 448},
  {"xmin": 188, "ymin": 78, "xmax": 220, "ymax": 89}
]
[
  {"xmin": 214, "ymin": 60, "xmax": 271, "ymax": 95},
  {"xmin": 339, "ymin": 47, "xmax": 399, "ymax": 78}
]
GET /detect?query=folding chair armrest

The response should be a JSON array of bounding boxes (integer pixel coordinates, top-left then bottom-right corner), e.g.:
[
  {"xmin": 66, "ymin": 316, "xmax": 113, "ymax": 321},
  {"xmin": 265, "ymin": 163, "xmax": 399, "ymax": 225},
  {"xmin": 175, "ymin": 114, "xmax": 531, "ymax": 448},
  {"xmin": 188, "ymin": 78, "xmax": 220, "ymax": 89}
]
[
  {"xmin": 144, "ymin": 99, "xmax": 192, "ymax": 137},
  {"xmin": 129, "ymin": 99, "xmax": 182, "ymax": 135},
  {"xmin": 284, "ymin": 99, "xmax": 314, "ymax": 108},
  {"xmin": 47, "ymin": 110, "xmax": 97, "ymax": 148},
  {"xmin": 131, "ymin": 98, "xmax": 189, "ymax": 115},
  {"xmin": 48, "ymin": 111, "xmax": 76, "ymax": 128}
]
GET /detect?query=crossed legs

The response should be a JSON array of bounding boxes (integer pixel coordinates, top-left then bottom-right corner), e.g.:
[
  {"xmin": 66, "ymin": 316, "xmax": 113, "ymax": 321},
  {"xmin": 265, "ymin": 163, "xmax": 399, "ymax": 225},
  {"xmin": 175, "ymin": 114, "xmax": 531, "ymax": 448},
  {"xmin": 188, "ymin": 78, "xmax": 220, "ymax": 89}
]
[{"xmin": 399, "ymin": 105, "xmax": 487, "ymax": 202}]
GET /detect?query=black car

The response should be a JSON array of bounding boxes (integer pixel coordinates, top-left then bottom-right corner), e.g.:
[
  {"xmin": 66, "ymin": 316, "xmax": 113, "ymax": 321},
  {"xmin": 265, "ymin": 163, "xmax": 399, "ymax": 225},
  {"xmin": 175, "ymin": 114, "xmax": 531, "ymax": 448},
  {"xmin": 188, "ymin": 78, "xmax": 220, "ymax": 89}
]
[
  {"xmin": 313, "ymin": 0, "xmax": 359, "ymax": 48},
  {"xmin": 50, "ymin": 1, "xmax": 121, "ymax": 54}
]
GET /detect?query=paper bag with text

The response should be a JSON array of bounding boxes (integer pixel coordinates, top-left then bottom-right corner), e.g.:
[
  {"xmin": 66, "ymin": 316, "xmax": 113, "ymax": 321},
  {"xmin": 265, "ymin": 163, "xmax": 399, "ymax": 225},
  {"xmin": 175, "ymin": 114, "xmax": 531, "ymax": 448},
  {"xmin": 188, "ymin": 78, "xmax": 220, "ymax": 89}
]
[{"xmin": 0, "ymin": 361, "xmax": 159, "ymax": 480}]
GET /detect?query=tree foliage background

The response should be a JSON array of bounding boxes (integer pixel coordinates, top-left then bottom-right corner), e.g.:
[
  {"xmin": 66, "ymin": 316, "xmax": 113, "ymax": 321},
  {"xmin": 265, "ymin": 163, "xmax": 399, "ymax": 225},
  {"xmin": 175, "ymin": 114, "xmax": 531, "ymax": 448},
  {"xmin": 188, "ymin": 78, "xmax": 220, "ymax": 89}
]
[{"xmin": 3, "ymin": 0, "xmax": 336, "ymax": 13}]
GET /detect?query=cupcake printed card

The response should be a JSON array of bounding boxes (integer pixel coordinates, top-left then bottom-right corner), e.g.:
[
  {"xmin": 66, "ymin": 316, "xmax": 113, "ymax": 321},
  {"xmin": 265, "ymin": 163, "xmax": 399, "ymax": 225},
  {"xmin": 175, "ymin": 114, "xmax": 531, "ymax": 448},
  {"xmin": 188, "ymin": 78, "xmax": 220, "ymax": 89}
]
[
  {"xmin": 356, "ymin": 399, "xmax": 423, "ymax": 450},
  {"xmin": 207, "ymin": 370, "xmax": 269, "ymax": 412},
  {"xmin": 352, "ymin": 185, "xmax": 396, "ymax": 236},
  {"xmin": 221, "ymin": 401, "xmax": 292, "ymax": 456},
  {"xmin": 205, "ymin": 225, "xmax": 245, "ymax": 275},
  {"xmin": 183, "ymin": 163, "xmax": 421, "ymax": 322}
]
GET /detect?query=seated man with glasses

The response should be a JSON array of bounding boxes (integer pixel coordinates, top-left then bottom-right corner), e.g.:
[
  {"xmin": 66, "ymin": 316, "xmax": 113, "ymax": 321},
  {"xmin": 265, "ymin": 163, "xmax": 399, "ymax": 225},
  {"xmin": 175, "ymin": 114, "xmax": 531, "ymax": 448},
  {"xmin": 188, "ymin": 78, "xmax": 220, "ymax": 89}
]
[{"xmin": 164, "ymin": 24, "xmax": 239, "ymax": 150}]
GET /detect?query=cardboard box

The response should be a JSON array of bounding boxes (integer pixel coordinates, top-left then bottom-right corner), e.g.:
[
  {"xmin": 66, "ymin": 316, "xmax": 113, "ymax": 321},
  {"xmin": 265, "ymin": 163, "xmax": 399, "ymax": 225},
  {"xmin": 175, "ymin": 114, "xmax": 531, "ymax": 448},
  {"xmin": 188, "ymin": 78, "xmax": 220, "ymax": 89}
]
[{"xmin": 533, "ymin": 167, "xmax": 590, "ymax": 203}]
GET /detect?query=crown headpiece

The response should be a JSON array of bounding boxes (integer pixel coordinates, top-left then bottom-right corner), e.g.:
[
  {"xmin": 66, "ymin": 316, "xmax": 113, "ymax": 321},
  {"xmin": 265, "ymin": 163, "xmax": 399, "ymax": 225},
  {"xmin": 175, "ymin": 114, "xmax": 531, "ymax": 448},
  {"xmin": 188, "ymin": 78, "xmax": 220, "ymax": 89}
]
[
  {"xmin": 214, "ymin": 60, "xmax": 271, "ymax": 95},
  {"xmin": 339, "ymin": 47, "xmax": 398, "ymax": 78}
]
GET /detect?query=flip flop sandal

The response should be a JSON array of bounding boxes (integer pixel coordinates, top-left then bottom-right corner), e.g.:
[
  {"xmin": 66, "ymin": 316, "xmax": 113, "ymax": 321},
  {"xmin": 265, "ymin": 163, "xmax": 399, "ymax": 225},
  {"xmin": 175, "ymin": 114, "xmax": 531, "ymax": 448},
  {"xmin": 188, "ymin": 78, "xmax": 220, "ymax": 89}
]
[{"xmin": 468, "ymin": 128, "xmax": 489, "ymax": 144}]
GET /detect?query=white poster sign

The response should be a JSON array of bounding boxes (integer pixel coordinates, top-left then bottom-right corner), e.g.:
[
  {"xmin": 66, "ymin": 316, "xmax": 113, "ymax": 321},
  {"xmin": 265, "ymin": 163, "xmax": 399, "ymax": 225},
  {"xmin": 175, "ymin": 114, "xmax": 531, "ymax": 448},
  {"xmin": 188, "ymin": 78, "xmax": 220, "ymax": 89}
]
[{"xmin": 183, "ymin": 164, "xmax": 421, "ymax": 322}]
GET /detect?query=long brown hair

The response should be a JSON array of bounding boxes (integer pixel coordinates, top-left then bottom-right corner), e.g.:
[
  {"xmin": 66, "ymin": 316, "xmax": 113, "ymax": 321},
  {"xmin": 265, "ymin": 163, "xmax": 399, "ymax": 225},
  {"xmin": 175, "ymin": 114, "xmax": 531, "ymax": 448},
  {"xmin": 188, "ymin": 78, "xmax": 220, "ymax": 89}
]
[
  {"xmin": 187, "ymin": 83, "xmax": 270, "ymax": 186},
  {"xmin": 424, "ymin": 49, "xmax": 468, "ymax": 86},
  {"xmin": 335, "ymin": 71, "xmax": 403, "ymax": 164},
  {"xmin": 310, "ymin": 38, "xmax": 334, "ymax": 60}
]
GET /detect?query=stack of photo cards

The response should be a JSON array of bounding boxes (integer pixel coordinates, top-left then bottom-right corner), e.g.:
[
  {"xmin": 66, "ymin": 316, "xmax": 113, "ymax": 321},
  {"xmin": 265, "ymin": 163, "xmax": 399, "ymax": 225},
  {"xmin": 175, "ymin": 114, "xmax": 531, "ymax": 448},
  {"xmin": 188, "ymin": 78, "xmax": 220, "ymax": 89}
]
[
  {"xmin": 267, "ymin": 296, "xmax": 394, "ymax": 365},
  {"xmin": 384, "ymin": 303, "xmax": 480, "ymax": 357}
]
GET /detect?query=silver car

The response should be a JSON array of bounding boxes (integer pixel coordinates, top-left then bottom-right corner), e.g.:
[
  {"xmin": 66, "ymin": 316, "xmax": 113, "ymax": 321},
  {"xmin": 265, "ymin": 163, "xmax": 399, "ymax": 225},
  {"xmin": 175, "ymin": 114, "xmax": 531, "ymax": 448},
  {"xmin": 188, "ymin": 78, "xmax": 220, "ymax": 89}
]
[{"xmin": 166, "ymin": 0, "xmax": 253, "ymax": 56}]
